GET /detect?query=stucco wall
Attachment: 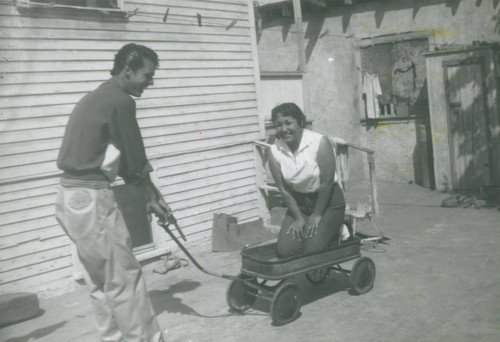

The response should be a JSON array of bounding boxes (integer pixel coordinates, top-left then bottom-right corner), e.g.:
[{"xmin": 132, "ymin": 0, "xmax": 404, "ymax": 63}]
[
  {"xmin": 257, "ymin": 0, "xmax": 500, "ymax": 186},
  {"xmin": 363, "ymin": 119, "xmax": 433, "ymax": 187}
]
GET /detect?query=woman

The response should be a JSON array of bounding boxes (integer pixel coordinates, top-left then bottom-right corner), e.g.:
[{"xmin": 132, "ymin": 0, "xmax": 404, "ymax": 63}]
[{"xmin": 267, "ymin": 103, "xmax": 346, "ymax": 258}]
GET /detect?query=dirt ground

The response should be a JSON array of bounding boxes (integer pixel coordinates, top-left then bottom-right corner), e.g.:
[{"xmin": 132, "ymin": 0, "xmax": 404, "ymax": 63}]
[{"xmin": 1, "ymin": 181, "xmax": 499, "ymax": 342}]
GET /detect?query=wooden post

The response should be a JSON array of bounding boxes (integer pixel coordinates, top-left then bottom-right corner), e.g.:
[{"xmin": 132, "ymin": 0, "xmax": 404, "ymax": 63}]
[
  {"xmin": 292, "ymin": 0, "xmax": 311, "ymax": 120},
  {"xmin": 368, "ymin": 153, "xmax": 379, "ymax": 215},
  {"xmin": 247, "ymin": 0, "xmax": 269, "ymax": 224},
  {"xmin": 292, "ymin": 0, "xmax": 307, "ymax": 73},
  {"xmin": 247, "ymin": 0, "xmax": 264, "ymax": 140}
]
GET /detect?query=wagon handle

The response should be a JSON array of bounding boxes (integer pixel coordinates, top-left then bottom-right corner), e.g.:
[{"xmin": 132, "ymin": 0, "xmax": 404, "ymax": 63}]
[
  {"xmin": 157, "ymin": 215, "xmax": 236, "ymax": 281},
  {"xmin": 158, "ymin": 212, "xmax": 186, "ymax": 241}
]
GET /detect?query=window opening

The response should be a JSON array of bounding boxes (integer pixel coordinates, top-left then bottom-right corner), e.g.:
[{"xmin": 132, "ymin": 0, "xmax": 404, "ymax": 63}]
[
  {"xmin": 360, "ymin": 38, "xmax": 429, "ymax": 120},
  {"xmin": 21, "ymin": 0, "xmax": 122, "ymax": 10}
]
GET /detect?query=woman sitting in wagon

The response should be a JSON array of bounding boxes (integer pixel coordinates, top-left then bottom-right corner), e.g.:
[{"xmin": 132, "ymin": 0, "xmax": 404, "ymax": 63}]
[{"xmin": 267, "ymin": 103, "xmax": 346, "ymax": 258}]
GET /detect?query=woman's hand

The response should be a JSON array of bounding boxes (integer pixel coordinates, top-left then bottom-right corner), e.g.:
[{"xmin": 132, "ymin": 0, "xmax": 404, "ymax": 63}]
[
  {"xmin": 305, "ymin": 214, "xmax": 322, "ymax": 238},
  {"xmin": 287, "ymin": 217, "xmax": 307, "ymax": 240}
]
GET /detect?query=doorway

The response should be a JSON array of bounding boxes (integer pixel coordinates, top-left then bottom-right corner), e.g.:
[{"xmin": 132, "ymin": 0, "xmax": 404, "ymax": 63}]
[
  {"xmin": 113, "ymin": 184, "xmax": 154, "ymax": 250},
  {"xmin": 443, "ymin": 57, "xmax": 492, "ymax": 191}
]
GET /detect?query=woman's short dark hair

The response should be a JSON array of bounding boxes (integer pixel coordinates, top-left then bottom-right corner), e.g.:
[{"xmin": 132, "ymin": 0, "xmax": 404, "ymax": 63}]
[
  {"xmin": 111, "ymin": 43, "xmax": 159, "ymax": 76},
  {"xmin": 271, "ymin": 103, "xmax": 306, "ymax": 128}
]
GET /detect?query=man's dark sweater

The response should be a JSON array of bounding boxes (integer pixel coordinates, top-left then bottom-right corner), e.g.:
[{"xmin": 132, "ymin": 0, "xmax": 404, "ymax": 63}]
[{"xmin": 57, "ymin": 78, "xmax": 152, "ymax": 184}]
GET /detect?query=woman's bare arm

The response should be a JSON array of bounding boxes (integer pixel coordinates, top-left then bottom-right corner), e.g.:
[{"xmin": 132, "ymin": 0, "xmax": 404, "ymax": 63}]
[
  {"xmin": 305, "ymin": 136, "xmax": 336, "ymax": 237},
  {"xmin": 267, "ymin": 148, "xmax": 306, "ymax": 239}
]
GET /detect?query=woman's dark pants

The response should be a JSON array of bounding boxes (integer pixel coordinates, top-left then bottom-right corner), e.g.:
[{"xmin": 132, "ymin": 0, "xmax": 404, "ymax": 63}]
[{"xmin": 276, "ymin": 183, "xmax": 346, "ymax": 258}]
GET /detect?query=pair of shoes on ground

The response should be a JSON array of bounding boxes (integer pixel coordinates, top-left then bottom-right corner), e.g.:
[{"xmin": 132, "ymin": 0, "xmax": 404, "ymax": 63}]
[{"xmin": 153, "ymin": 255, "xmax": 189, "ymax": 274}]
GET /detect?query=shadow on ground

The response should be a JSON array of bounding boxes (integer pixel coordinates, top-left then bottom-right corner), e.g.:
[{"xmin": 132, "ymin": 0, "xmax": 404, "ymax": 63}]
[
  {"xmin": 4, "ymin": 321, "xmax": 67, "ymax": 342},
  {"xmin": 149, "ymin": 280, "xmax": 202, "ymax": 316},
  {"xmin": 150, "ymin": 279, "xmax": 260, "ymax": 319}
]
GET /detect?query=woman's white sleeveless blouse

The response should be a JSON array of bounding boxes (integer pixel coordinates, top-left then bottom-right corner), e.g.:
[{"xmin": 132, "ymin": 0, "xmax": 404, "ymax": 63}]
[{"xmin": 271, "ymin": 129, "xmax": 335, "ymax": 193}]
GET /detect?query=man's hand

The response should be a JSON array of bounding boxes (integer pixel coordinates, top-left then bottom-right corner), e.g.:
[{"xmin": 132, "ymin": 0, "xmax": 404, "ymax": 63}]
[
  {"xmin": 143, "ymin": 175, "xmax": 171, "ymax": 221},
  {"xmin": 146, "ymin": 198, "xmax": 171, "ymax": 220}
]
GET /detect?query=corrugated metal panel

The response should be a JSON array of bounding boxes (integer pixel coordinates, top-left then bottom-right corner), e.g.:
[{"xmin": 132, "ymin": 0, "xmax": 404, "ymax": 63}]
[{"xmin": 0, "ymin": 0, "xmax": 262, "ymax": 296}]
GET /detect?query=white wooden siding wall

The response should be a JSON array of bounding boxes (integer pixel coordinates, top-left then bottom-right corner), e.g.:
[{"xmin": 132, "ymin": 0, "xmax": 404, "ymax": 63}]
[{"xmin": 0, "ymin": 0, "xmax": 262, "ymax": 296}]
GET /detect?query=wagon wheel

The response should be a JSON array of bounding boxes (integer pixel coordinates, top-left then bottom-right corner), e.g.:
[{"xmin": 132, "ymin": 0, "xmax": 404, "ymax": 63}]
[
  {"xmin": 226, "ymin": 274, "xmax": 258, "ymax": 312},
  {"xmin": 305, "ymin": 267, "xmax": 328, "ymax": 285},
  {"xmin": 270, "ymin": 283, "xmax": 301, "ymax": 325},
  {"xmin": 350, "ymin": 257, "xmax": 376, "ymax": 295}
]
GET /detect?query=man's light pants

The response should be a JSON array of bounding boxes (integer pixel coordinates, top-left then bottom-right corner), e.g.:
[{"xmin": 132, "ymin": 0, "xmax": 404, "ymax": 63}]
[{"xmin": 56, "ymin": 186, "xmax": 162, "ymax": 342}]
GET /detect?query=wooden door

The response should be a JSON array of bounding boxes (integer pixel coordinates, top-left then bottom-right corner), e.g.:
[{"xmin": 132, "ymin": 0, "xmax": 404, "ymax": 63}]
[{"xmin": 444, "ymin": 57, "xmax": 492, "ymax": 190}]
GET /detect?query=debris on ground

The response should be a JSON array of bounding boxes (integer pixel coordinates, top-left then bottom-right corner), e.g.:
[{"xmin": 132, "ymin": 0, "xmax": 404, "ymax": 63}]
[{"xmin": 441, "ymin": 186, "xmax": 500, "ymax": 209}]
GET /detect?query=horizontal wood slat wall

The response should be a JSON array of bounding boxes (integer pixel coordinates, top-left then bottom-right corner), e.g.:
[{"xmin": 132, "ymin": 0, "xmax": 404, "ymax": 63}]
[{"xmin": 0, "ymin": 0, "xmax": 262, "ymax": 296}]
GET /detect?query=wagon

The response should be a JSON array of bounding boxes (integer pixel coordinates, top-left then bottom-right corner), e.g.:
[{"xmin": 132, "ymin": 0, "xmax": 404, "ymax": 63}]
[
  {"xmin": 227, "ymin": 236, "xmax": 375, "ymax": 325},
  {"xmin": 159, "ymin": 214, "xmax": 376, "ymax": 326}
]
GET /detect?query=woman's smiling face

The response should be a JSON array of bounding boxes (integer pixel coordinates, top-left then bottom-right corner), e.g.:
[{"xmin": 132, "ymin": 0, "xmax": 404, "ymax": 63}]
[{"xmin": 273, "ymin": 113, "xmax": 303, "ymax": 148}]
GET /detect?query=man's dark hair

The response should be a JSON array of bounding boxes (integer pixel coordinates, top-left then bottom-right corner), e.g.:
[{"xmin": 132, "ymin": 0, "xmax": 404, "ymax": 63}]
[
  {"xmin": 110, "ymin": 43, "xmax": 159, "ymax": 76},
  {"xmin": 271, "ymin": 103, "xmax": 307, "ymax": 128}
]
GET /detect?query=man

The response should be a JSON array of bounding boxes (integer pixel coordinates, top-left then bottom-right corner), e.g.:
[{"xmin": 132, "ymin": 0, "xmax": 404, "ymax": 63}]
[{"xmin": 55, "ymin": 43, "xmax": 168, "ymax": 342}]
